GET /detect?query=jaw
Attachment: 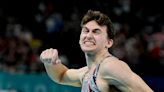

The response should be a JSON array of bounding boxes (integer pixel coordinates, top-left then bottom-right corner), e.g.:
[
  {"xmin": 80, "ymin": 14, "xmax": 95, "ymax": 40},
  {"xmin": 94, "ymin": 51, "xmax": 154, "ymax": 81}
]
[
  {"xmin": 80, "ymin": 44, "xmax": 97, "ymax": 53},
  {"xmin": 80, "ymin": 42, "xmax": 108, "ymax": 55}
]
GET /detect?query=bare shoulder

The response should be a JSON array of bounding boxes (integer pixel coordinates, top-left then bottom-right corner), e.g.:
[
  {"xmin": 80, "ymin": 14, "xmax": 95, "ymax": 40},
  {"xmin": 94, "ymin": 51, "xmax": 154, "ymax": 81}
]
[
  {"xmin": 99, "ymin": 56, "xmax": 154, "ymax": 92},
  {"xmin": 78, "ymin": 66, "xmax": 88, "ymax": 71},
  {"xmin": 78, "ymin": 66, "xmax": 88, "ymax": 76},
  {"xmin": 99, "ymin": 56, "xmax": 133, "ymax": 80},
  {"xmin": 77, "ymin": 66, "xmax": 88, "ymax": 75},
  {"xmin": 102, "ymin": 56, "xmax": 130, "ymax": 71},
  {"xmin": 98, "ymin": 57, "xmax": 134, "ymax": 90}
]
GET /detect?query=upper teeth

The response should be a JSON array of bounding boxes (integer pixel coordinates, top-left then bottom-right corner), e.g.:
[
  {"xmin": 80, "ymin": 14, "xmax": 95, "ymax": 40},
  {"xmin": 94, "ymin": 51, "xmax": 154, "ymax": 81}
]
[{"xmin": 85, "ymin": 41, "xmax": 94, "ymax": 45}]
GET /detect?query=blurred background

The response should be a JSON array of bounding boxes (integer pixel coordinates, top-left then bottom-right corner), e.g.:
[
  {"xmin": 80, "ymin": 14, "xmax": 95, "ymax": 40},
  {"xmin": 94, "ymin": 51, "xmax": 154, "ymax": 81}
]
[{"xmin": 0, "ymin": 0, "xmax": 163, "ymax": 92}]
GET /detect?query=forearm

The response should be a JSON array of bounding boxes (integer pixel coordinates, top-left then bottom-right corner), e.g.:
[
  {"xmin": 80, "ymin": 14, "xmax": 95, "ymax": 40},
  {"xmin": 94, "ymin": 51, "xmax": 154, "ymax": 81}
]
[
  {"xmin": 40, "ymin": 48, "xmax": 74, "ymax": 85},
  {"xmin": 44, "ymin": 63, "xmax": 68, "ymax": 84}
]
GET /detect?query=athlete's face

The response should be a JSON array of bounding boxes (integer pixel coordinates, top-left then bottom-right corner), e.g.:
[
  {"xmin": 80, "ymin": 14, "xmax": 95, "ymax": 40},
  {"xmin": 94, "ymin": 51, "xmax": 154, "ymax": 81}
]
[{"xmin": 79, "ymin": 20, "xmax": 112, "ymax": 53}]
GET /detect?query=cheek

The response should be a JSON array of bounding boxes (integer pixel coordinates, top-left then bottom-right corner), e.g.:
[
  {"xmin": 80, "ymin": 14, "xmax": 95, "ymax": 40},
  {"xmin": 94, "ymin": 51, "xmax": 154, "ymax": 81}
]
[
  {"xmin": 97, "ymin": 38, "xmax": 107, "ymax": 47},
  {"xmin": 80, "ymin": 33, "xmax": 86, "ymax": 39},
  {"xmin": 79, "ymin": 34, "xmax": 84, "ymax": 43}
]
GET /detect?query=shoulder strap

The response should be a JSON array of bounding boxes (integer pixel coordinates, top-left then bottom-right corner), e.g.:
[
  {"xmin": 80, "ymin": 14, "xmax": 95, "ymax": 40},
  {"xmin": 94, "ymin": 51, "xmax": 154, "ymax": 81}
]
[
  {"xmin": 94, "ymin": 55, "xmax": 111, "ymax": 76},
  {"xmin": 82, "ymin": 55, "xmax": 112, "ymax": 82}
]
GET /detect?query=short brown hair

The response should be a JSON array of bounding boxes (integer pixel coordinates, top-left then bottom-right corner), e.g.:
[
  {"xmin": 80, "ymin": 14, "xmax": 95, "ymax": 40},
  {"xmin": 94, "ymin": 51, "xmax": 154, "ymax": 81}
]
[{"xmin": 81, "ymin": 10, "xmax": 115, "ymax": 39}]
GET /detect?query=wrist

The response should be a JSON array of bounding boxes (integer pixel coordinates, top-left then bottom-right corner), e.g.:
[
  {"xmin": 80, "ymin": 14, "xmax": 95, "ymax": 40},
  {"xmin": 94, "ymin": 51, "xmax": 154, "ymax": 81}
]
[
  {"xmin": 42, "ymin": 58, "xmax": 61, "ymax": 65},
  {"xmin": 52, "ymin": 59, "xmax": 61, "ymax": 65}
]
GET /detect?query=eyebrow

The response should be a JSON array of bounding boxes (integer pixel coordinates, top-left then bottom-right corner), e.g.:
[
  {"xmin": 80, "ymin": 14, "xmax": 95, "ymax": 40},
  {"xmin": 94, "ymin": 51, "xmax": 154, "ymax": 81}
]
[{"xmin": 82, "ymin": 26, "xmax": 101, "ymax": 31}]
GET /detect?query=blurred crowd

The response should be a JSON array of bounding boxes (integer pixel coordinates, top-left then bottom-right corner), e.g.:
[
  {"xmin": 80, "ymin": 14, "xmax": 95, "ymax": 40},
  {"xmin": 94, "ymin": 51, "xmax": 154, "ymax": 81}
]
[
  {"xmin": 0, "ymin": 0, "xmax": 163, "ymax": 76},
  {"xmin": 0, "ymin": 16, "xmax": 43, "ymax": 74}
]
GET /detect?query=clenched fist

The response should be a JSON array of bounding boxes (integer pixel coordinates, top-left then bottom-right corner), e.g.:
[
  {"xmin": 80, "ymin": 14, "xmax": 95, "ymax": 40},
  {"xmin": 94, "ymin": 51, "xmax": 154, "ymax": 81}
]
[{"xmin": 40, "ymin": 48, "xmax": 61, "ymax": 65}]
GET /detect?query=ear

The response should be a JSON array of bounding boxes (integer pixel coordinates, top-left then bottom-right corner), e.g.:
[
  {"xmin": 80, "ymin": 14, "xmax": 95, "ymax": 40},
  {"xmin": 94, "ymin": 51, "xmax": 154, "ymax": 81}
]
[{"xmin": 106, "ymin": 39, "xmax": 113, "ymax": 48}]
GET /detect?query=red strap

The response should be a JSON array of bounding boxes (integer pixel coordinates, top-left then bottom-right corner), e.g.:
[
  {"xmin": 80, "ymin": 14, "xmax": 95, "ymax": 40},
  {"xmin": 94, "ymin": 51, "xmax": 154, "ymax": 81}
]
[{"xmin": 88, "ymin": 83, "xmax": 91, "ymax": 92}]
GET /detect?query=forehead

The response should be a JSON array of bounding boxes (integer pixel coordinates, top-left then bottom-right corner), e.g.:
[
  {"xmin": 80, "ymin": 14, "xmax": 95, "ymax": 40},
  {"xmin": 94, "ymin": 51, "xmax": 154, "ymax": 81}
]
[{"xmin": 83, "ymin": 20, "xmax": 107, "ymax": 31}]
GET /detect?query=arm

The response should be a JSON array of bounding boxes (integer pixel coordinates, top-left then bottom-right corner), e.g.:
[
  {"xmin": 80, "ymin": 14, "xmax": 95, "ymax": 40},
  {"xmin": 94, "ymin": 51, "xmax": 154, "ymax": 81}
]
[
  {"xmin": 101, "ymin": 59, "xmax": 153, "ymax": 92},
  {"xmin": 40, "ymin": 48, "xmax": 81, "ymax": 87}
]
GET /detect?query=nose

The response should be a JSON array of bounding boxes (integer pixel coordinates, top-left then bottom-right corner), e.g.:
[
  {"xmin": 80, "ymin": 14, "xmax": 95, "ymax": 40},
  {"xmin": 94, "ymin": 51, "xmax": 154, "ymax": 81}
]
[{"xmin": 86, "ymin": 31, "xmax": 93, "ymax": 39}]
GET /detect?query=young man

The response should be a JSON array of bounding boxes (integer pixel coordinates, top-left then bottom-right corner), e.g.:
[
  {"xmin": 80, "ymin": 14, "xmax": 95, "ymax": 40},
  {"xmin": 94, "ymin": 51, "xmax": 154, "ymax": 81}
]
[{"xmin": 40, "ymin": 10, "xmax": 153, "ymax": 92}]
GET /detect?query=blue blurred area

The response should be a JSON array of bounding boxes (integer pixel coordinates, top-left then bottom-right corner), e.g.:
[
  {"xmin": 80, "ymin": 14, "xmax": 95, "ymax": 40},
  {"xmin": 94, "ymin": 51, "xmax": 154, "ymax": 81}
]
[
  {"xmin": 0, "ymin": 72, "xmax": 80, "ymax": 92},
  {"xmin": 143, "ymin": 76, "xmax": 164, "ymax": 92},
  {"xmin": 0, "ymin": 72, "xmax": 164, "ymax": 92}
]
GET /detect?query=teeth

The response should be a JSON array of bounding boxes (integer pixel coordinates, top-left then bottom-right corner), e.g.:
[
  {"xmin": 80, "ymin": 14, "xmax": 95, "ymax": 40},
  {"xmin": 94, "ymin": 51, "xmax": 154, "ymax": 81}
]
[{"xmin": 85, "ymin": 41, "xmax": 94, "ymax": 45}]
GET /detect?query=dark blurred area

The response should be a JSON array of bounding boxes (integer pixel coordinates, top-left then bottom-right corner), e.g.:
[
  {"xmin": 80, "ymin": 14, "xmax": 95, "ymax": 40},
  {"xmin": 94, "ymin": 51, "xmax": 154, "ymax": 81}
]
[{"xmin": 0, "ymin": 0, "xmax": 164, "ymax": 91}]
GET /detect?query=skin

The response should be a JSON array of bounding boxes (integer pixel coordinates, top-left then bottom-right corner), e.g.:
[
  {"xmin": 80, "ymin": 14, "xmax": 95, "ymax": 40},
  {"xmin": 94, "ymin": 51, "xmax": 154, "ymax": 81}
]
[{"xmin": 40, "ymin": 20, "xmax": 153, "ymax": 92}]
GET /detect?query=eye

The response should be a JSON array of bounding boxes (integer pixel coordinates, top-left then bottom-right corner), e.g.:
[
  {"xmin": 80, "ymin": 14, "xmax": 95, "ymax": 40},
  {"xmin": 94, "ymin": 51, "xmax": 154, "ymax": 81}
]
[
  {"xmin": 82, "ymin": 28, "xmax": 89, "ymax": 33},
  {"xmin": 93, "ymin": 29, "xmax": 101, "ymax": 34}
]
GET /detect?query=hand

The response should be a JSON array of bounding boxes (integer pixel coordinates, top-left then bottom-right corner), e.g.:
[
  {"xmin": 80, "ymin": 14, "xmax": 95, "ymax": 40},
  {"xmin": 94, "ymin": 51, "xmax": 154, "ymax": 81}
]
[{"xmin": 40, "ymin": 48, "xmax": 61, "ymax": 65}]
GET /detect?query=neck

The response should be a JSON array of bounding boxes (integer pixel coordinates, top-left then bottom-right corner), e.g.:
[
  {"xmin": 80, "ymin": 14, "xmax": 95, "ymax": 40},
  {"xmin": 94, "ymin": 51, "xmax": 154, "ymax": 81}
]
[{"xmin": 85, "ymin": 50, "xmax": 110, "ymax": 69}]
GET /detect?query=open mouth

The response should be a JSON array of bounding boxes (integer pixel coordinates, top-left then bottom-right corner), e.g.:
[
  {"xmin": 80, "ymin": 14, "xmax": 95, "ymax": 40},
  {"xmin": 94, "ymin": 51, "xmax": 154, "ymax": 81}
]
[{"xmin": 84, "ymin": 41, "xmax": 95, "ymax": 45}]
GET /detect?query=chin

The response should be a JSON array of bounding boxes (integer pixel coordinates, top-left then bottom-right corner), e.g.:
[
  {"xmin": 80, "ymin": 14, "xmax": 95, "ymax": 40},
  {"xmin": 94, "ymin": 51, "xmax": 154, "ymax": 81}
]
[
  {"xmin": 80, "ymin": 44, "xmax": 97, "ymax": 52},
  {"xmin": 81, "ymin": 48, "xmax": 96, "ymax": 53}
]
